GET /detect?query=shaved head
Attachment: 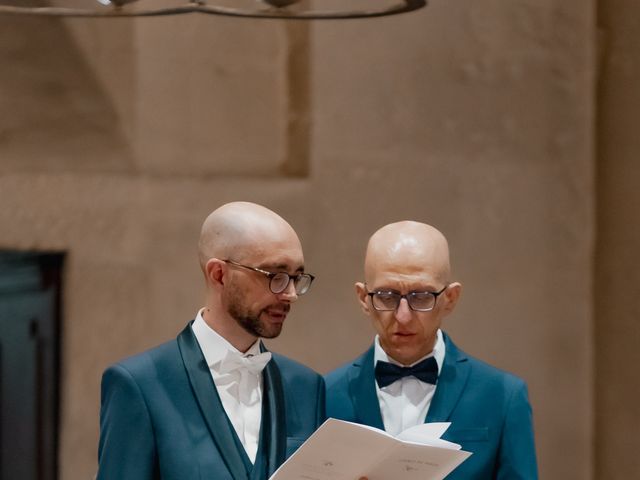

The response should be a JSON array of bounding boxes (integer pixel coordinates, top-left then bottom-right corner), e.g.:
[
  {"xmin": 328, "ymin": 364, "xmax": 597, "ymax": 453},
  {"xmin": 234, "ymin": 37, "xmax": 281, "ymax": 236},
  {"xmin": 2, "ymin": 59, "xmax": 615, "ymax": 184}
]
[
  {"xmin": 197, "ymin": 201, "xmax": 306, "ymax": 351},
  {"xmin": 198, "ymin": 201, "xmax": 301, "ymax": 271},
  {"xmin": 357, "ymin": 220, "xmax": 460, "ymax": 365},
  {"xmin": 364, "ymin": 221, "xmax": 452, "ymax": 285}
]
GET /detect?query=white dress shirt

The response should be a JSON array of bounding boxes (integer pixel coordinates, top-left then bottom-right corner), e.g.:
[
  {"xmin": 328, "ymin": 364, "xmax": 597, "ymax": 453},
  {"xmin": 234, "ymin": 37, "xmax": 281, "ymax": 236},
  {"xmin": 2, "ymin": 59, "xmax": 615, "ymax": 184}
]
[
  {"xmin": 373, "ymin": 329, "xmax": 445, "ymax": 436},
  {"xmin": 191, "ymin": 309, "xmax": 269, "ymax": 463}
]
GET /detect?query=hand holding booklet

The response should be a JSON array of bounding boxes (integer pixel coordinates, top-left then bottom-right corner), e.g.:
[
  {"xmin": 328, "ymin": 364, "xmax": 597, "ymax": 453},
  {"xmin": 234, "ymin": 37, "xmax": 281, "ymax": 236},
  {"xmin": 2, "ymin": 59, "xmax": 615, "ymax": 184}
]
[{"xmin": 270, "ymin": 418, "xmax": 472, "ymax": 480}]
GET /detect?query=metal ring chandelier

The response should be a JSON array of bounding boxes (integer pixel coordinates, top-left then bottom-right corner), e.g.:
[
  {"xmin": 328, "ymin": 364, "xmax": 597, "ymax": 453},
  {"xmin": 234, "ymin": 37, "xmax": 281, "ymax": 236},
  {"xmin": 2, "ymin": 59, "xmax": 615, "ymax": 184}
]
[{"xmin": 0, "ymin": 0, "xmax": 427, "ymax": 20}]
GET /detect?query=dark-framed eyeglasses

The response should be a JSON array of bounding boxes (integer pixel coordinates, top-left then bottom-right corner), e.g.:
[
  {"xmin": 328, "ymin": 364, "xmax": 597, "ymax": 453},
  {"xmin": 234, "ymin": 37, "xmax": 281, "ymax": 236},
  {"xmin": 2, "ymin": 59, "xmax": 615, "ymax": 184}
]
[
  {"xmin": 366, "ymin": 285, "xmax": 449, "ymax": 312},
  {"xmin": 224, "ymin": 260, "xmax": 315, "ymax": 295}
]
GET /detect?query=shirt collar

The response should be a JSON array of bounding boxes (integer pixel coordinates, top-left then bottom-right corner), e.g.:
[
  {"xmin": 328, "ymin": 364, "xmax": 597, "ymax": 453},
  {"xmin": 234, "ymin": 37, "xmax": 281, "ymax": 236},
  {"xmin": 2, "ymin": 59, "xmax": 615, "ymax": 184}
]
[
  {"xmin": 191, "ymin": 308, "xmax": 262, "ymax": 369},
  {"xmin": 373, "ymin": 329, "xmax": 445, "ymax": 375}
]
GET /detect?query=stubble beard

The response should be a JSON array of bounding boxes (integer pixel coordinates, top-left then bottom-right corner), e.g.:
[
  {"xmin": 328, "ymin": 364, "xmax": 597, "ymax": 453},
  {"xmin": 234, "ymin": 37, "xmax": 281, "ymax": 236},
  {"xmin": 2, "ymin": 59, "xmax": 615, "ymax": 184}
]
[{"xmin": 227, "ymin": 292, "xmax": 286, "ymax": 339}]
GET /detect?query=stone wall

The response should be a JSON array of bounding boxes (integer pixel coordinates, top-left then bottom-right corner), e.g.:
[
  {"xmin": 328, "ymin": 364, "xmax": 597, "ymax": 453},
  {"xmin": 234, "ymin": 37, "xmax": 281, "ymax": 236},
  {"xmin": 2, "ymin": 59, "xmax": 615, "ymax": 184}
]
[{"xmin": 0, "ymin": 0, "xmax": 633, "ymax": 478}]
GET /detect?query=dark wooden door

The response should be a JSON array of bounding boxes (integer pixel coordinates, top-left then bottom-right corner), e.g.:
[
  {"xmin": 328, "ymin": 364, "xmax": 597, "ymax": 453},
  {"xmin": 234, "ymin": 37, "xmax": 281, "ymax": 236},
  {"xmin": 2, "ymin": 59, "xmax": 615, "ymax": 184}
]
[{"xmin": 0, "ymin": 252, "xmax": 63, "ymax": 480}]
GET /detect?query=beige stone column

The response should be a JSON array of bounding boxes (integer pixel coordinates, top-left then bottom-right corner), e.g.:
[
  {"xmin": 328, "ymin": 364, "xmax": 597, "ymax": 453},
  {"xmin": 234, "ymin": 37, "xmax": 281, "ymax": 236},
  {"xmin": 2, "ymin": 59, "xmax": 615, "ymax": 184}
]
[{"xmin": 596, "ymin": 0, "xmax": 640, "ymax": 478}]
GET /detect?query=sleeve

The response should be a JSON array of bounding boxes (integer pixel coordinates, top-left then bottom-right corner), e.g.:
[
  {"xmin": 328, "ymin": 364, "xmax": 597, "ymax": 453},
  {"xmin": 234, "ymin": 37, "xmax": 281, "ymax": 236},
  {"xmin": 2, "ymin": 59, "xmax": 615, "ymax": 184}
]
[
  {"xmin": 96, "ymin": 364, "xmax": 157, "ymax": 480},
  {"xmin": 496, "ymin": 380, "xmax": 539, "ymax": 480}
]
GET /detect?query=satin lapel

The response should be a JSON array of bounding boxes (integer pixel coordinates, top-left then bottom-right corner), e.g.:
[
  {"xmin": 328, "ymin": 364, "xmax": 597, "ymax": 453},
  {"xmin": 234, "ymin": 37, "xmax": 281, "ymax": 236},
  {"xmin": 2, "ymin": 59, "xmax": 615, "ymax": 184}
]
[
  {"xmin": 177, "ymin": 323, "xmax": 249, "ymax": 480},
  {"xmin": 425, "ymin": 333, "xmax": 471, "ymax": 422},
  {"xmin": 260, "ymin": 342, "xmax": 287, "ymax": 479},
  {"xmin": 349, "ymin": 346, "xmax": 385, "ymax": 430}
]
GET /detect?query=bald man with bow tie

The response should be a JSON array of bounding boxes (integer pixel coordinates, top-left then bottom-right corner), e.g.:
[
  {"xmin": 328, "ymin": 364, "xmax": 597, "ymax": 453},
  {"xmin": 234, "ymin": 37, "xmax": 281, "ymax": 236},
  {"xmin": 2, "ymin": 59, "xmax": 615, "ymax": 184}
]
[
  {"xmin": 325, "ymin": 221, "xmax": 538, "ymax": 479},
  {"xmin": 97, "ymin": 202, "xmax": 324, "ymax": 480}
]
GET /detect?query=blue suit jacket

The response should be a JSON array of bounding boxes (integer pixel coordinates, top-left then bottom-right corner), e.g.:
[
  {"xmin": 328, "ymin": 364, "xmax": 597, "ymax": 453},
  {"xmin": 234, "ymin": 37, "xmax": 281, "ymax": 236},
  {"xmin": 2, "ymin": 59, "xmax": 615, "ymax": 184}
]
[
  {"xmin": 325, "ymin": 333, "xmax": 537, "ymax": 479},
  {"xmin": 97, "ymin": 322, "xmax": 325, "ymax": 480}
]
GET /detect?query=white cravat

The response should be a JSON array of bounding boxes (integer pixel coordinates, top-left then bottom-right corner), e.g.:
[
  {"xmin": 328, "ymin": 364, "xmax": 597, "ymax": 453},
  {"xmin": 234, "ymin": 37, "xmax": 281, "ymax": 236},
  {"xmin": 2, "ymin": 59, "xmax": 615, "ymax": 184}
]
[
  {"xmin": 217, "ymin": 349, "xmax": 272, "ymax": 405},
  {"xmin": 373, "ymin": 329, "xmax": 445, "ymax": 436},
  {"xmin": 191, "ymin": 310, "xmax": 271, "ymax": 463}
]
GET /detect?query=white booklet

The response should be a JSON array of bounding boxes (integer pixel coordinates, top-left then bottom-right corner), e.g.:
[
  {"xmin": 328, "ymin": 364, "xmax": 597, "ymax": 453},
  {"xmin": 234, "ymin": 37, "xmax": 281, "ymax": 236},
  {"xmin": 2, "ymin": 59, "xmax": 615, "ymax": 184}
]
[{"xmin": 270, "ymin": 418, "xmax": 472, "ymax": 480}]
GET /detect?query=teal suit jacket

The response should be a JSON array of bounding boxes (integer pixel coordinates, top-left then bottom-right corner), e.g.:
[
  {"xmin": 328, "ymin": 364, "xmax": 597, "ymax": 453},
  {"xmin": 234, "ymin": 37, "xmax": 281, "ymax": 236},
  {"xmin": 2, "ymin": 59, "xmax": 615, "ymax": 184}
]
[
  {"xmin": 325, "ymin": 333, "xmax": 537, "ymax": 479},
  {"xmin": 97, "ymin": 322, "xmax": 325, "ymax": 480}
]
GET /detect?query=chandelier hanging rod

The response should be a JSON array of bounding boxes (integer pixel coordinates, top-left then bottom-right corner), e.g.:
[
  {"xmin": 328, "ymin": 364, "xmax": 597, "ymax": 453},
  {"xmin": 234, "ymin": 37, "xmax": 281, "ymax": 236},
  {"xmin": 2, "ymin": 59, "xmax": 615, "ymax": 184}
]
[{"xmin": 0, "ymin": 0, "xmax": 427, "ymax": 20}]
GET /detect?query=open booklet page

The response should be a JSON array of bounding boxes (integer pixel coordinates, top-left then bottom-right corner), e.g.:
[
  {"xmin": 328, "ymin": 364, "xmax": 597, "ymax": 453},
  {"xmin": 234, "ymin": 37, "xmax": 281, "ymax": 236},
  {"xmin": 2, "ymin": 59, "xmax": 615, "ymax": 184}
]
[
  {"xmin": 394, "ymin": 422, "xmax": 464, "ymax": 449},
  {"xmin": 270, "ymin": 418, "xmax": 471, "ymax": 480}
]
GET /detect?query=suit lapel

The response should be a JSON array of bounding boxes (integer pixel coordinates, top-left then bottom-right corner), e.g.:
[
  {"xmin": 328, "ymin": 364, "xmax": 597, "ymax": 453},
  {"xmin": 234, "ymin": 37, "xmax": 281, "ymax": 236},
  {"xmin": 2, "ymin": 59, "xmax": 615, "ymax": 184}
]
[
  {"xmin": 177, "ymin": 323, "xmax": 249, "ymax": 480},
  {"xmin": 349, "ymin": 347, "xmax": 385, "ymax": 430},
  {"xmin": 425, "ymin": 332, "xmax": 471, "ymax": 422},
  {"xmin": 258, "ymin": 343, "xmax": 287, "ymax": 480}
]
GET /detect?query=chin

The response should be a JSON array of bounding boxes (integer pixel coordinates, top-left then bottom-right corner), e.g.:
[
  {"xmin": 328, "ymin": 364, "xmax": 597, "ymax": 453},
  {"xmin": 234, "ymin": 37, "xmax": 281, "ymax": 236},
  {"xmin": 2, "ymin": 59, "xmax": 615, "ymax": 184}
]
[
  {"xmin": 388, "ymin": 344, "xmax": 423, "ymax": 364},
  {"xmin": 384, "ymin": 348, "xmax": 409, "ymax": 364},
  {"xmin": 259, "ymin": 324, "xmax": 284, "ymax": 339}
]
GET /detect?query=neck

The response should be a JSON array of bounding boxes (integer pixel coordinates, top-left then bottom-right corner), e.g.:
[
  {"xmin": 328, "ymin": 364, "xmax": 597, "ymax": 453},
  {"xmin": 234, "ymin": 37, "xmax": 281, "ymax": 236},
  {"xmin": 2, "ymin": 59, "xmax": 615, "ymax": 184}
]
[{"xmin": 202, "ymin": 307, "xmax": 258, "ymax": 353}]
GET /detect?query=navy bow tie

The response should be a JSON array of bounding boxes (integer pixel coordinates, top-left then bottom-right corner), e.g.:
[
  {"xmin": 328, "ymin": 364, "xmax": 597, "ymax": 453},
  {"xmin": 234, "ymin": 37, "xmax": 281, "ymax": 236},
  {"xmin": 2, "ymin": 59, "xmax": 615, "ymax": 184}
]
[{"xmin": 374, "ymin": 357, "xmax": 439, "ymax": 388}]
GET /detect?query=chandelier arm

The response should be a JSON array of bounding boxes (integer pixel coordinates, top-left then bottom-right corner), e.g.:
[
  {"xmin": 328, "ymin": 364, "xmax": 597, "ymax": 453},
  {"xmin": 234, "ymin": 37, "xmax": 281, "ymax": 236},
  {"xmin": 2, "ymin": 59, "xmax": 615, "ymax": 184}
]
[
  {"xmin": 0, "ymin": 5, "xmax": 197, "ymax": 17},
  {"xmin": 197, "ymin": 1, "xmax": 427, "ymax": 20},
  {"xmin": 0, "ymin": 0, "xmax": 425, "ymax": 19}
]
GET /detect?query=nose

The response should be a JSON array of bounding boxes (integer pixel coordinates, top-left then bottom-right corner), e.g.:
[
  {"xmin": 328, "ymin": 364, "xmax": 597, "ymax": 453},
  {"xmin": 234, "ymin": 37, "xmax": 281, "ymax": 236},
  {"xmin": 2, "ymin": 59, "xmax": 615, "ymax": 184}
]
[
  {"xmin": 277, "ymin": 279, "xmax": 299, "ymax": 303},
  {"xmin": 394, "ymin": 297, "xmax": 413, "ymax": 324}
]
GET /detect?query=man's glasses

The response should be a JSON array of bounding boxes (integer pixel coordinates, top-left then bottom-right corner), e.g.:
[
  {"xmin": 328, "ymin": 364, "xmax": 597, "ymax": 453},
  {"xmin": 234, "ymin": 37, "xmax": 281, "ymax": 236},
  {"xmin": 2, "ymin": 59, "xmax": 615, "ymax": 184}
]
[
  {"xmin": 366, "ymin": 285, "xmax": 448, "ymax": 312},
  {"xmin": 224, "ymin": 260, "xmax": 315, "ymax": 295}
]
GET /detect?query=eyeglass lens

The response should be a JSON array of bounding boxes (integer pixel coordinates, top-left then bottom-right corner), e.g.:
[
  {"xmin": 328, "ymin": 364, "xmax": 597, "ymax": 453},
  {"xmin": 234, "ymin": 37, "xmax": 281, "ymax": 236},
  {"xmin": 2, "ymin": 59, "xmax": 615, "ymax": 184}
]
[
  {"xmin": 372, "ymin": 292, "xmax": 436, "ymax": 311},
  {"xmin": 270, "ymin": 272, "xmax": 312, "ymax": 295}
]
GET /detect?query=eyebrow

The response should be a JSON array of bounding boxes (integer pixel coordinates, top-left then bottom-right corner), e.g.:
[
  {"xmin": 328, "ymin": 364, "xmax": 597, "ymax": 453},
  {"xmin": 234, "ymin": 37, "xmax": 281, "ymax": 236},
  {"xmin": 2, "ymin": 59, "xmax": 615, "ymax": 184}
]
[
  {"xmin": 372, "ymin": 286, "xmax": 439, "ymax": 293},
  {"xmin": 260, "ymin": 262, "xmax": 305, "ymax": 273}
]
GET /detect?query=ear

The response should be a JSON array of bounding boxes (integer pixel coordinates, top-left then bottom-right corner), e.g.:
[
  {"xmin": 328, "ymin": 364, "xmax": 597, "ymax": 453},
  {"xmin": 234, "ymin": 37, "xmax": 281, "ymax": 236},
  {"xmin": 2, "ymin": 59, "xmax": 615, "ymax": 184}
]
[
  {"xmin": 441, "ymin": 281, "xmax": 462, "ymax": 315},
  {"xmin": 205, "ymin": 258, "xmax": 226, "ymax": 288},
  {"xmin": 355, "ymin": 282, "xmax": 371, "ymax": 315}
]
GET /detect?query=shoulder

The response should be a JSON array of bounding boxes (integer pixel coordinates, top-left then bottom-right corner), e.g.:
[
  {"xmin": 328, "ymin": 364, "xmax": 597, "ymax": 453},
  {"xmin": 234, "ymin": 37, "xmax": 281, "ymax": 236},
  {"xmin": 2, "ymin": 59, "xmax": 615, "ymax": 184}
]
[
  {"xmin": 105, "ymin": 321, "xmax": 198, "ymax": 377},
  {"xmin": 103, "ymin": 338, "xmax": 181, "ymax": 384},
  {"xmin": 324, "ymin": 348, "xmax": 371, "ymax": 390},
  {"xmin": 467, "ymin": 355, "xmax": 528, "ymax": 400},
  {"xmin": 324, "ymin": 363, "xmax": 351, "ymax": 389},
  {"xmin": 271, "ymin": 352, "xmax": 323, "ymax": 383},
  {"xmin": 444, "ymin": 333, "xmax": 528, "ymax": 393}
]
